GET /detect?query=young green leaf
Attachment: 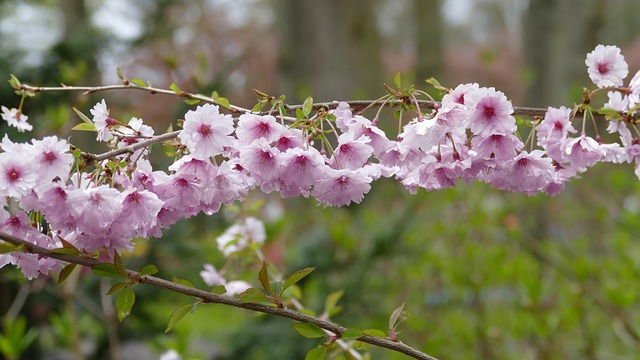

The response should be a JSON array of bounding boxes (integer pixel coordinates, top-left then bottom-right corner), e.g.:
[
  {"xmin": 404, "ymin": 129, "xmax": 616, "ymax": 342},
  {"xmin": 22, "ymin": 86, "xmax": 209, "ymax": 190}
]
[
  {"xmin": 389, "ymin": 302, "xmax": 406, "ymax": 330},
  {"xmin": 130, "ymin": 78, "xmax": 147, "ymax": 87},
  {"xmin": 362, "ymin": 329, "xmax": 386, "ymax": 338},
  {"xmin": 324, "ymin": 289, "xmax": 344, "ymax": 313},
  {"xmin": 0, "ymin": 243, "xmax": 16, "ymax": 254},
  {"xmin": 113, "ymin": 252, "xmax": 128, "ymax": 277},
  {"xmin": 270, "ymin": 281, "xmax": 283, "ymax": 298},
  {"xmin": 140, "ymin": 264, "xmax": 159, "ymax": 276},
  {"xmin": 238, "ymin": 288, "xmax": 269, "ymax": 303},
  {"xmin": 51, "ymin": 247, "xmax": 81, "ymax": 256},
  {"xmin": 172, "ymin": 276, "xmax": 195, "ymax": 288},
  {"xmin": 292, "ymin": 322, "xmax": 326, "ymax": 339},
  {"xmin": 211, "ymin": 284, "xmax": 227, "ymax": 295},
  {"xmin": 116, "ymin": 288, "xmax": 135, "ymax": 321},
  {"xmin": 107, "ymin": 282, "xmax": 129, "ymax": 295},
  {"xmin": 170, "ymin": 82, "xmax": 182, "ymax": 94},
  {"xmin": 184, "ymin": 98, "xmax": 201, "ymax": 105},
  {"xmin": 92, "ymin": 263, "xmax": 123, "ymax": 278},
  {"xmin": 57, "ymin": 264, "xmax": 77, "ymax": 285},
  {"xmin": 393, "ymin": 72, "xmax": 402, "ymax": 89},
  {"xmin": 258, "ymin": 261, "xmax": 271, "ymax": 294},
  {"xmin": 214, "ymin": 96, "xmax": 231, "ymax": 110},
  {"xmin": 116, "ymin": 66, "xmax": 125, "ymax": 81},
  {"xmin": 71, "ymin": 122, "xmax": 97, "ymax": 132},
  {"xmin": 302, "ymin": 96, "xmax": 314, "ymax": 118},
  {"xmin": 305, "ymin": 348, "xmax": 326, "ymax": 360},
  {"xmin": 251, "ymin": 102, "xmax": 264, "ymax": 113},
  {"xmin": 341, "ymin": 328, "xmax": 363, "ymax": 341},
  {"xmin": 165, "ymin": 304, "xmax": 193, "ymax": 333},
  {"xmin": 283, "ymin": 267, "xmax": 315, "ymax": 291},
  {"xmin": 72, "ymin": 107, "xmax": 93, "ymax": 124}
]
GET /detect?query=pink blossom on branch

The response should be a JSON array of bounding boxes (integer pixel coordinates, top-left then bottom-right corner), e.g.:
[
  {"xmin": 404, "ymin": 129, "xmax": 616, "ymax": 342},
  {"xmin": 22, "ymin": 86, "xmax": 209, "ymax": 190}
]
[
  {"xmin": 178, "ymin": 104, "xmax": 235, "ymax": 159},
  {"xmin": 585, "ymin": 44, "xmax": 628, "ymax": 88}
]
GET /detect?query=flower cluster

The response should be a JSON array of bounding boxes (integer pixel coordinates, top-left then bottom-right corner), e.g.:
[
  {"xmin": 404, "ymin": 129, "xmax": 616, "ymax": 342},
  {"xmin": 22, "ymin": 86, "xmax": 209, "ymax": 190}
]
[{"xmin": 2, "ymin": 44, "xmax": 640, "ymax": 280}]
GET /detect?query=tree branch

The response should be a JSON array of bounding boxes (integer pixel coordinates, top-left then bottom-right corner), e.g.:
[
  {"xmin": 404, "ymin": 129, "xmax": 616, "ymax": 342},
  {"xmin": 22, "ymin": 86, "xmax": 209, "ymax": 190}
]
[{"xmin": 0, "ymin": 232, "xmax": 438, "ymax": 360}]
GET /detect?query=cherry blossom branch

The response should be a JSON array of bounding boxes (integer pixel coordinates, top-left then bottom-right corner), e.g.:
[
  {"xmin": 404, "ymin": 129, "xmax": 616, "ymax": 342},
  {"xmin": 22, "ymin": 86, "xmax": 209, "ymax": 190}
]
[
  {"xmin": 18, "ymin": 83, "xmax": 251, "ymax": 114},
  {"xmin": 83, "ymin": 131, "xmax": 181, "ymax": 162},
  {"xmin": 0, "ymin": 231, "xmax": 438, "ymax": 360},
  {"xmin": 19, "ymin": 82, "xmax": 551, "ymax": 118}
]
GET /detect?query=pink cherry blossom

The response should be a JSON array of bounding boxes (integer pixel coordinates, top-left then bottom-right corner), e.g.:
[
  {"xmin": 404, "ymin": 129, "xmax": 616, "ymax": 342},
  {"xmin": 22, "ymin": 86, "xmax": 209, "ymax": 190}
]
[
  {"xmin": 90, "ymin": 99, "xmax": 115, "ymax": 141},
  {"xmin": 274, "ymin": 128, "xmax": 304, "ymax": 152},
  {"xmin": 279, "ymin": 147, "xmax": 327, "ymax": 194},
  {"xmin": 0, "ymin": 153, "xmax": 37, "ymax": 197},
  {"xmin": 536, "ymin": 107, "xmax": 576, "ymax": 141},
  {"xmin": 238, "ymin": 138, "xmax": 281, "ymax": 188},
  {"xmin": 178, "ymin": 104, "xmax": 235, "ymax": 159},
  {"xmin": 67, "ymin": 185, "xmax": 124, "ymax": 230},
  {"xmin": 466, "ymin": 88, "xmax": 515, "ymax": 137},
  {"xmin": 236, "ymin": 114, "xmax": 283, "ymax": 144},
  {"xmin": 562, "ymin": 135, "xmax": 605, "ymax": 170},
  {"xmin": 200, "ymin": 264, "xmax": 226, "ymax": 286},
  {"xmin": 331, "ymin": 132, "xmax": 373, "ymax": 170},
  {"xmin": 604, "ymin": 91, "xmax": 629, "ymax": 112},
  {"xmin": 629, "ymin": 70, "xmax": 640, "ymax": 108},
  {"xmin": 31, "ymin": 136, "xmax": 74, "ymax": 183},
  {"xmin": 1, "ymin": 106, "xmax": 32, "ymax": 132},
  {"xmin": 471, "ymin": 133, "xmax": 523, "ymax": 160},
  {"xmin": 119, "ymin": 189, "xmax": 164, "ymax": 236},
  {"xmin": 313, "ymin": 168, "xmax": 372, "ymax": 207},
  {"xmin": 502, "ymin": 150, "xmax": 554, "ymax": 195},
  {"xmin": 216, "ymin": 217, "xmax": 265, "ymax": 256},
  {"xmin": 585, "ymin": 45, "xmax": 628, "ymax": 88}
]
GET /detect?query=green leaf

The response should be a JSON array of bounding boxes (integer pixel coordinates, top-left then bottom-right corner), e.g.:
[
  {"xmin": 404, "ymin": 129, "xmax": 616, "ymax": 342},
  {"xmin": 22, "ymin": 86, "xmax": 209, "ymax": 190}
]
[
  {"xmin": 184, "ymin": 98, "xmax": 201, "ymax": 105},
  {"xmin": 73, "ymin": 107, "xmax": 93, "ymax": 124},
  {"xmin": 165, "ymin": 303, "xmax": 193, "ymax": 333},
  {"xmin": 238, "ymin": 288, "xmax": 269, "ymax": 303},
  {"xmin": 296, "ymin": 108, "xmax": 304, "ymax": 120},
  {"xmin": 113, "ymin": 252, "xmax": 128, "ymax": 277},
  {"xmin": 57, "ymin": 264, "xmax": 77, "ymax": 285},
  {"xmin": 116, "ymin": 66, "xmax": 125, "ymax": 81},
  {"xmin": 271, "ymin": 281, "xmax": 283, "ymax": 297},
  {"xmin": 71, "ymin": 122, "xmax": 96, "ymax": 132},
  {"xmin": 140, "ymin": 264, "xmax": 159, "ymax": 276},
  {"xmin": 341, "ymin": 328, "xmax": 363, "ymax": 341},
  {"xmin": 8, "ymin": 74, "xmax": 21, "ymax": 88},
  {"xmin": 362, "ymin": 329, "xmax": 386, "ymax": 338},
  {"xmin": 0, "ymin": 244, "xmax": 16, "ymax": 254},
  {"xmin": 393, "ymin": 72, "xmax": 401, "ymax": 89},
  {"xmin": 305, "ymin": 348, "xmax": 326, "ymax": 360},
  {"xmin": 92, "ymin": 263, "xmax": 123, "ymax": 278},
  {"xmin": 170, "ymin": 82, "xmax": 182, "ymax": 94},
  {"xmin": 302, "ymin": 96, "xmax": 314, "ymax": 118},
  {"xmin": 107, "ymin": 282, "xmax": 129, "ymax": 295},
  {"xmin": 214, "ymin": 96, "xmax": 231, "ymax": 110},
  {"xmin": 251, "ymin": 102, "xmax": 264, "ymax": 113},
  {"xmin": 292, "ymin": 322, "xmax": 326, "ymax": 339},
  {"xmin": 116, "ymin": 288, "xmax": 135, "ymax": 321},
  {"xmin": 283, "ymin": 267, "xmax": 315, "ymax": 291},
  {"xmin": 324, "ymin": 289, "xmax": 344, "ymax": 313},
  {"xmin": 258, "ymin": 261, "xmax": 271, "ymax": 294},
  {"xmin": 130, "ymin": 78, "xmax": 146, "ymax": 87},
  {"xmin": 211, "ymin": 284, "xmax": 227, "ymax": 295},
  {"xmin": 50, "ymin": 247, "xmax": 80, "ymax": 255},
  {"xmin": 597, "ymin": 107, "xmax": 622, "ymax": 121},
  {"xmin": 172, "ymin": 276, "xmax": 195, "ymax": 288},
  {"xmin": 389, "ymin": 302, "xmax": 405, "ymax": 329}
]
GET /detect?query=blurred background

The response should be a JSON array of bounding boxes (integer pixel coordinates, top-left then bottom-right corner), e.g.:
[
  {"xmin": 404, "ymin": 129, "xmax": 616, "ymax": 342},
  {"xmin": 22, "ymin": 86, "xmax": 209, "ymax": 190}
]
[{"xmin": 2, "ymin": 0, "xmax": 640, "ymax": 359}]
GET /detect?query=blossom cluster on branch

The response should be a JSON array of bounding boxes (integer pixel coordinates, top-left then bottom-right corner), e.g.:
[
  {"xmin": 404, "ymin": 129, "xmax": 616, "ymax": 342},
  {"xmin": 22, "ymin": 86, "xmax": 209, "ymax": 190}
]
[{"xmin": 0, "ymin": 44, "xmax": 639, "ymax": 282}]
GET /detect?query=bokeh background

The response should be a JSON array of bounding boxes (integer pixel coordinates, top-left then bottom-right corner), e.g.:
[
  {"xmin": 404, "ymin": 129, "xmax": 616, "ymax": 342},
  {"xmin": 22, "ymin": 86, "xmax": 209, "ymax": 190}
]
[{"xmin": 2, "ymin": 0, "xmax": 640, "ymax": 359}]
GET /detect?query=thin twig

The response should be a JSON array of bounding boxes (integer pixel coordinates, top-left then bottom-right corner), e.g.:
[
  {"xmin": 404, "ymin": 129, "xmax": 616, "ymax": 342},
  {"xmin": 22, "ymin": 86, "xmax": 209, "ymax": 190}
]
[{"xmin": 0, "ymin": 232, "xmax": 438, "ymax": 360}]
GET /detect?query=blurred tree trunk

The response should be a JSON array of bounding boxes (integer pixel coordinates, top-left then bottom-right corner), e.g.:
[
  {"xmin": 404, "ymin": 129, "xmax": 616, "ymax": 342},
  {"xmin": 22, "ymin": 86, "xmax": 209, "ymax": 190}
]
[
  {"xmin": 276, "ymin": 0, "xmax": 383, "ymax": 102},
  {"xmin": 523, "ymin": 0, "xmax": 604, "ymax": 107},
  {"xmin": 414, "ymin": 0, "xmax": 443, "ymax": 81}
]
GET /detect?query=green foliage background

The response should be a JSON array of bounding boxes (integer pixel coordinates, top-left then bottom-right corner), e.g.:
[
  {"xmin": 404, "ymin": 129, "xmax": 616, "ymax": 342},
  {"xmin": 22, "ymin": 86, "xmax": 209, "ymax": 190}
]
[{"xmin": 2, "ymin": 1, "xmax": 640, "ymax": 359}]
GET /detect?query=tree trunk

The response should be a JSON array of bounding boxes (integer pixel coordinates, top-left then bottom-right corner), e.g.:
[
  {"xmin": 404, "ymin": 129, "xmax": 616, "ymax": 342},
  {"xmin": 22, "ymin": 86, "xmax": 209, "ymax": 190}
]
[{"xmin": 277, "ymin": 0, "xmax": 383, "ymax": 102}]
